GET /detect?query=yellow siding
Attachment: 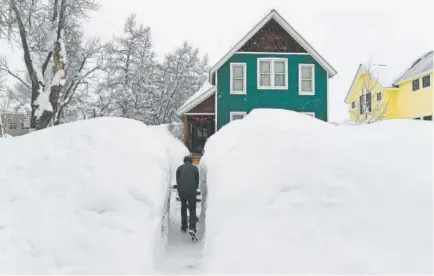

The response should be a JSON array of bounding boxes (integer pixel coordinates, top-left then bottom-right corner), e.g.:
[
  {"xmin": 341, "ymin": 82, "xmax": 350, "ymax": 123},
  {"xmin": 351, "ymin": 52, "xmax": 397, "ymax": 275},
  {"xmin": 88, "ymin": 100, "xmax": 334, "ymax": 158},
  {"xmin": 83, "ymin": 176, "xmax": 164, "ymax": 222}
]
[
  {"xmin": 347, "ymin": 71, "xmax": 433, "ymax": 121},
  {"xmin": 347, "ymin": 73, "xmax": 395, "ymax": 122},
  {"xmin": 394, "ymin": 72, "xmax": 433, "ymax": 119}
]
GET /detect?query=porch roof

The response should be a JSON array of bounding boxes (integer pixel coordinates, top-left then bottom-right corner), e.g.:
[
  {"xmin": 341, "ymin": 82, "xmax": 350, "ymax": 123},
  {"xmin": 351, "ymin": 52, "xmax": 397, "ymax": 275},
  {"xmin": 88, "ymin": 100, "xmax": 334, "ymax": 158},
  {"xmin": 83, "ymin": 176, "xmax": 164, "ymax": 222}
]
[{"xmin": 176, "ymin": 80, "xmax": 215, "ymax": 116}]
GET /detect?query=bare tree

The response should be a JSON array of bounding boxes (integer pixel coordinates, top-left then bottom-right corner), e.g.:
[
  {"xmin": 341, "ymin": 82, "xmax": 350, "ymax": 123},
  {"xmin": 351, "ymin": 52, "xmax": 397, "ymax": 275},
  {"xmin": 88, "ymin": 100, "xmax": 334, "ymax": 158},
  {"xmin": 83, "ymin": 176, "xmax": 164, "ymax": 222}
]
[
  {"xmin": 349, "ymin": 62, "xmax": 390, "ymax": 124},
  {"xmin": 0, "ymin": 0, "xmax": 98, "ymax": 130},
  {"xmin": 94, "ymin": 14, "xmax": 157, "ymax": 121},
  {"xmin": 149, "ymin": 42, "xmax": 208, "ymax": 125}
]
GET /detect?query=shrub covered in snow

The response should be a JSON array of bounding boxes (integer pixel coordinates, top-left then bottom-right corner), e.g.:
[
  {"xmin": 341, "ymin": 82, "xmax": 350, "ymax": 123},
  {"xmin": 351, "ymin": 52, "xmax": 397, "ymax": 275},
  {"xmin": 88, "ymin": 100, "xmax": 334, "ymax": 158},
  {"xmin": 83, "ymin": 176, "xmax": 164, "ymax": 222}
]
[
  {"xmin": 200, "ymin": 109, "xmax": 432, "ymax": 274},
  {"xmin": 0, "ymin": 117, "xmax": 188, "ymax": 273},
  {"xmin": 159, "ymin": 122, "xmax": 184, "ymax": 142}
]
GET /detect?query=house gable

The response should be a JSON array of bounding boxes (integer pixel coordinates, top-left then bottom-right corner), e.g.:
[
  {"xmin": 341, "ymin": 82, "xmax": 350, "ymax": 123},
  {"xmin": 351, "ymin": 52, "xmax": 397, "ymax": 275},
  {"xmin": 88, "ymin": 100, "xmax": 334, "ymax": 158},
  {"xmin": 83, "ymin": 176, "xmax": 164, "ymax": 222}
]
[
  {"xmin": 189, "ymin": 94, "xmax": 215, "ymax": 113},
  {"xmin": 239, "ymin": 19, "xmax": 307, "ymax": 53},
  {"xmin": 209, "ymin": 9, "xmax": 337, "ymax": 84}
]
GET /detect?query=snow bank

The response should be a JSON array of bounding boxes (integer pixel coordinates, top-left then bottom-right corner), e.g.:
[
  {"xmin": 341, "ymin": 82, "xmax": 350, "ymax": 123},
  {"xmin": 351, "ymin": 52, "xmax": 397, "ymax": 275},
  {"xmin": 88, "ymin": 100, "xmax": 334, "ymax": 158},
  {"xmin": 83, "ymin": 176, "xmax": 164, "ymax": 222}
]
[
  {"xmin": 200, "ymin": 109, "xmax": 433, "ymax": 274},
  {"xmin": 0, "ymin": 117, "xmax": 188, "ymax": 273}
]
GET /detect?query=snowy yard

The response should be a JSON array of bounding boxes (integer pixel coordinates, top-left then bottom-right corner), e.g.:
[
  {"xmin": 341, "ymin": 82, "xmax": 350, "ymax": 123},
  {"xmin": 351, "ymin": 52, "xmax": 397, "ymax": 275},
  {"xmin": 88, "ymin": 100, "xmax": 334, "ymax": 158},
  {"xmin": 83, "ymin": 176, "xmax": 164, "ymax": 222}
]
[
  {"xmin": 0, "ymin": 111, "xmax": 432, "ymax": 274},
  {"xmin": 199, "ymin": 109, "xmax": 433, "ymax": 274},
  {"xmin": 0, "ymin": 117, "xmax": 187, "ymax": 273}
]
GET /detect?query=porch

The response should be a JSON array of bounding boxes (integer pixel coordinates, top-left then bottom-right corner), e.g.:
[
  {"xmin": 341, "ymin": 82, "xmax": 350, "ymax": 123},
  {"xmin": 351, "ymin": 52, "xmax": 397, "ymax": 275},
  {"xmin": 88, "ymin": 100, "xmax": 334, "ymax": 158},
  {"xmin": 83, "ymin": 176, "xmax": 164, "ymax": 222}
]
[{"xmin": 183, "ymin": 114, "xmax": 215, "ymax": 163}]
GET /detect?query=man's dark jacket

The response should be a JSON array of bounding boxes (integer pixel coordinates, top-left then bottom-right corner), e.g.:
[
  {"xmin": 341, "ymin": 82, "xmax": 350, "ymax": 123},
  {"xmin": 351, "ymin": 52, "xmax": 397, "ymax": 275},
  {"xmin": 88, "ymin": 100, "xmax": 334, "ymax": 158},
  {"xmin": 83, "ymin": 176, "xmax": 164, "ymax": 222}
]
[{"xmin": 176, "ymin": 163, "xmax": 199, "ymax": 195}]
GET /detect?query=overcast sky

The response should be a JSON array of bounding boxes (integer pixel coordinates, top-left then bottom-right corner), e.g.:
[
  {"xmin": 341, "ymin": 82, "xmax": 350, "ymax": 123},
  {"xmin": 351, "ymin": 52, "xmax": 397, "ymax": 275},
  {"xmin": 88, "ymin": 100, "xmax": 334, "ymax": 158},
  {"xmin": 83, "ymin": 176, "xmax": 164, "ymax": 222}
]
[{"xmin": 1, "ymin": 0, "xmax": 433, "ymax": 121}]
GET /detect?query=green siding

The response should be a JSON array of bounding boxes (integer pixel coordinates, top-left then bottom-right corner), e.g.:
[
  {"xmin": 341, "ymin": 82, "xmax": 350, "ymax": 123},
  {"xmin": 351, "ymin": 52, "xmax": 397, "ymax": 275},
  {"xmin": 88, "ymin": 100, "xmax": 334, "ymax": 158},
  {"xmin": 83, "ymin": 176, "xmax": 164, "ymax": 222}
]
[{"xmin": 216, "ymin": 53, "xmax": 328, "ymax": 129}]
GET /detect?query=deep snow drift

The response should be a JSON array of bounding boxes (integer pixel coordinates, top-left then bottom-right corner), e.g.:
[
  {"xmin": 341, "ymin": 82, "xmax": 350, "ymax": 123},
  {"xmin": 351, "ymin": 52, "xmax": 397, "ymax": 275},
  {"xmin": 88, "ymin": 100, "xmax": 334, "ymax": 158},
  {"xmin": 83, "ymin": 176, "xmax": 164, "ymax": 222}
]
[
  {"xmin": 0, "ymin": 117, "xmax": 187, "ymax": 273},
  {"xmin": 200, "ymin": 109, "xmax": 433, "ymax": 274}
]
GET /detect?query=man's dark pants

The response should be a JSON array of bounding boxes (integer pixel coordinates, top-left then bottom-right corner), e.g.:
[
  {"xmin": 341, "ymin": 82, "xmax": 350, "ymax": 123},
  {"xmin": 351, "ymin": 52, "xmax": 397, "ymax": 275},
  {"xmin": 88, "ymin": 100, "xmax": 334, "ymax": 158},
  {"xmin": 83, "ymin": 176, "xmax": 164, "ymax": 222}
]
[{"xmin": 179, "ymin": 192, "xmax": 196, "ymax": 232}]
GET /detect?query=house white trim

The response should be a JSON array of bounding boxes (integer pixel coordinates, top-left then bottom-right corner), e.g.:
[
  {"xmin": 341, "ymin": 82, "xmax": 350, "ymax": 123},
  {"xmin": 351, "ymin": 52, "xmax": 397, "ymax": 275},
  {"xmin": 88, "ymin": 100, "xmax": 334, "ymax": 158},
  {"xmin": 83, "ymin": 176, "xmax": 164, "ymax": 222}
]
[
  {"xmin": 326, "ymin": 71, "xmax": 329, "ymax": 122},
  {"xmin": 184, "ymin": 113, "xmax": 215, "ymax": 116},
  {"xmin": 208, "ymin": 9, "xmax": 337, "ymax": 83},
  {"xmin": 257, "ymin": 57, "xmax": 288, "ymax": 90},
  {"xmin": 175, "ymin": 87, "xmax": 216, "ymax": 116},
  {"xmin": 298, "ymin": 64, "xmax": 315, "ymax": 95},
  {"xmin": 236, "ymin": 51, "xmax": 310, "ymax": 55},
  {"xmin": 230, "ymin": 111, "xmax": 247, "ymax": 121},
  {"xmin": 230, "ymin": 62, "xmax": 247, "ymax": 95},
  {"xmin": 215, "ymin": 69, "xmax": 218, "ymax": 131},
  {"xmin": 301, "ymin": 112, "xmax": 316, "ymax": 117}
]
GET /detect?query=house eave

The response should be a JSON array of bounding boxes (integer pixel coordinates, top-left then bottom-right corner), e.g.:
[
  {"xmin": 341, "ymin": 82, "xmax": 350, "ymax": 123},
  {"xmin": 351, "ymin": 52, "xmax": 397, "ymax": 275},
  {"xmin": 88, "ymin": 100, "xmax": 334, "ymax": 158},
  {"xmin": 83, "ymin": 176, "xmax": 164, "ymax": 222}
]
[
  {"xmin": 392, "ymin": 69, "xmax": 433, "ymax": 86},
  {"xmin": 208, "ymin": 9, "xmax": 338, "ymax": 82},
  {"xmin": 175, "ymin": 87, "xmax": 216, "ymax": 117}
]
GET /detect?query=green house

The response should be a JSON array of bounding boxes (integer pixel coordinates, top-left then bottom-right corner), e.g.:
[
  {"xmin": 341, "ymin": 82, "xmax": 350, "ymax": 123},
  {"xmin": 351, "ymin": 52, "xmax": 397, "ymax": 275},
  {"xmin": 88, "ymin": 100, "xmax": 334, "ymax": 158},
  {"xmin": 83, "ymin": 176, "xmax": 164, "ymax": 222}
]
[{"xmin": 176, "ymin": 9, "xmax": 337, "ymax": 157}]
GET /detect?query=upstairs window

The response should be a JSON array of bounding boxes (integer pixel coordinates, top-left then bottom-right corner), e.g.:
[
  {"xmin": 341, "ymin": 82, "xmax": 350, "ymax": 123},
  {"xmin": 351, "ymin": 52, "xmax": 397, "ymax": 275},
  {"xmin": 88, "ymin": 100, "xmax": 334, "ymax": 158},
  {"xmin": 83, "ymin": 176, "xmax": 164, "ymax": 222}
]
[
  {"xmin": 377, "ymin": 92, "xmax": 382, "ymax": 101},
  {"xmin": 422, "ymin": 75, "xmax": 431, "ymax": 88},
  {"xmin": 366, "ymin": 93, "xmax": 372, "ymax": 113},
  {"xmin": 351, "ymin": 101, "xmax": 355, "ymax": 109},
  {"xmin": 299, "ymin": 64, "xmax": 315, "ymax": 95},
  {"xmin": 412, "ymin": 79, "xmax": 420, "ymax": 91},
  {"xmin": 359, "ymin": 95, "xmax": 365, "ymax": 115},
  {"xmin": 230, "ymin": 63, "xmax": 246, "ymax": 94},
  {"xmin": 258, "ymin": 58, "xmax": 288, "ymax": 89}
]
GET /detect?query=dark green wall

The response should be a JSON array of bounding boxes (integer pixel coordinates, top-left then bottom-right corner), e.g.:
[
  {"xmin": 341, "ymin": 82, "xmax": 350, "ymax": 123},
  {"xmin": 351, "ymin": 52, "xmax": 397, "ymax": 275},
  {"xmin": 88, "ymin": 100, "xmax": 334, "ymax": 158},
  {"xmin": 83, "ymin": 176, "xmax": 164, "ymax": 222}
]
[{"xmin": 216, "ymin": 53, "xmax": 328, "ymax": 129}]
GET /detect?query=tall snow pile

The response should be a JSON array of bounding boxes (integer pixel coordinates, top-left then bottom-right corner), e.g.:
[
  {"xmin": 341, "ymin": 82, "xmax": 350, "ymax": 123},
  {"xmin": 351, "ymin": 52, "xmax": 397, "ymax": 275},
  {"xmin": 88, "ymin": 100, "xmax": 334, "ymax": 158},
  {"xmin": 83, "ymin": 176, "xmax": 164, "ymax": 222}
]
[
  {"xmin": 0, "ymin": 117, "xmax": 187, "ymax": 273},
  {"xmin": 200, "ymin": 109, "xmax": 432, "ymax": 274}
]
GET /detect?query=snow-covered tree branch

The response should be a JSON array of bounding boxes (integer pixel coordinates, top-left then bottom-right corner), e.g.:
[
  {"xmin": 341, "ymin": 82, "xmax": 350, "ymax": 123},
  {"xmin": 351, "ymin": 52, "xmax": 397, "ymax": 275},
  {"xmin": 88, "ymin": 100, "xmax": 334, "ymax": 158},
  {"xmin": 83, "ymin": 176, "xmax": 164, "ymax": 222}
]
[{"xmin": 0, "ymin": 0, "xmax": 99, "ymax": 130}]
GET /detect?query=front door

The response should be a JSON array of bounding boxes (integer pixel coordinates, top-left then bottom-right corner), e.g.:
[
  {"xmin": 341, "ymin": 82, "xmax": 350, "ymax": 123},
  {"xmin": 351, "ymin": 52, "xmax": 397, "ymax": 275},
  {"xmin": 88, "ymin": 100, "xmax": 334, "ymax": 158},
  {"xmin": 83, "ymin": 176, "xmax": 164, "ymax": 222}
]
[{"xmin": 189, "ymin": 116, "xmax": 215, "ymax": 154}]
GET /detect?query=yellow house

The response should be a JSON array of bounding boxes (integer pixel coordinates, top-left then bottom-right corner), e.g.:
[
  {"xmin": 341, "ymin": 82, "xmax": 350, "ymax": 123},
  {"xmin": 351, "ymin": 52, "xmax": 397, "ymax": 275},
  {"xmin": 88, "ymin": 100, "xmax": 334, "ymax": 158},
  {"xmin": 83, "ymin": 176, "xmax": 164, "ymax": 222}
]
[{"xmin": 345, "ymin": 51, "xmax": 433, "ymax": 122}]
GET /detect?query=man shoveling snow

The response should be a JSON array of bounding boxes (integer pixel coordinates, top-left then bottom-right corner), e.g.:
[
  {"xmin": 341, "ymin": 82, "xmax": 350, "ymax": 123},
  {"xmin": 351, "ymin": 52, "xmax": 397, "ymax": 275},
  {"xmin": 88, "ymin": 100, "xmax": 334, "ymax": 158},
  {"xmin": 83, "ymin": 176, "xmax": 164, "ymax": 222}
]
[{"xmin": 176, "ymin": 156, "xmax": 199, "ymax": 240}]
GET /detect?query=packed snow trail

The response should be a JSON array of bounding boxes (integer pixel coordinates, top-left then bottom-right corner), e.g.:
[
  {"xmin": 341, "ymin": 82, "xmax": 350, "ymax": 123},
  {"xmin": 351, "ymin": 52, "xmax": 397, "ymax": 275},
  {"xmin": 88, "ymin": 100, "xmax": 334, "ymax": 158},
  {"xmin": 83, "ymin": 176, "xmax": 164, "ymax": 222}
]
[{"xmin": 155, "ymin": 188, "xmax": 205, "ymax": 274}]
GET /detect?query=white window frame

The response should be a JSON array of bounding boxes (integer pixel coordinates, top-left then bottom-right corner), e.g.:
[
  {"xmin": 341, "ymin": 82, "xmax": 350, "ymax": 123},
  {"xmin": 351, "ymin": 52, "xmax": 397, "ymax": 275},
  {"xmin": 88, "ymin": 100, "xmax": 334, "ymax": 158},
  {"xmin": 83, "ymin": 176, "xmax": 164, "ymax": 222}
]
[
  {"xmin": 298, "ymin": 64, "xmax": 315, "ymax": 95},
  {"xmin": 230, "ymin": 63, "xmax": 247, "ymax": 95},
  {"xmin": 257, "ymin": 58, "xmax": 288, "ymax": 90},
  {"xmin": 230, "ymin": 111, "xmax": 247, "ymax": 121},
  {"xmin": 301, "ymin": 112, "xmax": 315, "ymax": 118}
]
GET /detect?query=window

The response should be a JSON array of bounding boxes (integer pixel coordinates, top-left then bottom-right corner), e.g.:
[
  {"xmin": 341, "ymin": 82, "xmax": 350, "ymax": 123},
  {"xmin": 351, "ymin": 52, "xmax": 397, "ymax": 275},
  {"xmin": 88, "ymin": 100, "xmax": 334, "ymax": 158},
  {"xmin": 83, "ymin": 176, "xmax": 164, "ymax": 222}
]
[
  {"xmin": 377, "ymin": 92, "xmax": 382, "ymax": 101},
  {"xmin": 8, "ymin": 123, "xmax": 17, "ymax": 130},
  {"xmin": 351, "ymin": 101, "xmax": 355, "ymax": 109},
  {"xmin": 299, "ymin": 64, "xmax": 315, "ymax": 95},
  {"xmin": 412, "ymin": 79, "xmax": 420, "ymax": 91},
  {"xmin": 230, "ymin": 111, "xmax": 247, "ymax": 121},
  {"xmin": 359, "ymin": 95, "xmax": 365, "ymax": 115},
  {"xmin": 422, "ymin": 75, "xmax": 431, "ymax": 88},
  {"xmin": 257, "ymin": 58, "xmax": 288, "ymax": 89},
  {"xmin": 301, "ymin": 112, "xmax": 315, "ymax": 118},
  {"xmin": 423, "ymin": 115, "xmax": 432, "ymax": 121},
  {"xmin": 20, "ymin": 122, "xmax": 26, "ymax": 129},
  {"xmin": 230, "ymin": 63, "xmax": 246, "ymax": 94},
  {"xmin": 366, "ymin": 93, "xmax": 372, "ymax": 113}
]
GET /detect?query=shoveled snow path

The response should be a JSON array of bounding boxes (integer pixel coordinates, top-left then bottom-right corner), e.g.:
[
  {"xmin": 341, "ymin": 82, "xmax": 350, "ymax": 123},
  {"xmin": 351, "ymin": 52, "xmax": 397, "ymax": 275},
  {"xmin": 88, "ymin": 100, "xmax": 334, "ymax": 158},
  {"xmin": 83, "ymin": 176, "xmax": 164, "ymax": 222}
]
[{"xmin": 155, "ymin": 189, "xmax": 204, "ymax": 274}]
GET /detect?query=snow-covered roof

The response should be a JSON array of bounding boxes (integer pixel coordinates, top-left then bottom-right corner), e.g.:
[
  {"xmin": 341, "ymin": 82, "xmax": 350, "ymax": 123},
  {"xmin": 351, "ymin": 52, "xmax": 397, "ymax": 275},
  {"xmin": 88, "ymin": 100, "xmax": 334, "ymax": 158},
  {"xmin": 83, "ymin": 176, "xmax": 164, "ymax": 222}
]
[
  {"xmin": 176, "ymin": 80, "xmax": 215, "ymax": 116},
  {"xmin": 344, "ymin": 64, "xmax": 399, "ymax": 103},
  {"xmin": 208, "ymin": 9, "xmax": 337, "ymax": 82},
  {"xmin": 393, "ymin": 50, "xmax": 433, "ymax": 85}
]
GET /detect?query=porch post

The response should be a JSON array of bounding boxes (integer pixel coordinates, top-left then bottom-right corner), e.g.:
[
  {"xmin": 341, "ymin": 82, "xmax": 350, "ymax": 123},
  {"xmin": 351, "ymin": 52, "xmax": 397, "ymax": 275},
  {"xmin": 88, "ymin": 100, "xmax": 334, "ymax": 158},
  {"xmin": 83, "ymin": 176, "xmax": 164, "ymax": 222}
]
[{"xmin": 183, "ymin": 115, "xmax": 189, "ymax": 147}]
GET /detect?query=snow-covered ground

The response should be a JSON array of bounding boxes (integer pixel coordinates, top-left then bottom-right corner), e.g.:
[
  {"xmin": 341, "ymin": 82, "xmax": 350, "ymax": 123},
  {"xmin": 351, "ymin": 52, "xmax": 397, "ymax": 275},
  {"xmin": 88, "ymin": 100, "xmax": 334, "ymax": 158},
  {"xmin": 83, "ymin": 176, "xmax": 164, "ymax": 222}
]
[
  {"xmin": 155, "ymin": 188, "xmax": 205, "ymax": 274},
  {"xmin": 199, "ymin": 109, "xmax": 433, "ymax": 274},
  {"xmin": 0, "ymin": 117, "xmax": 187, "ymax": 273}
]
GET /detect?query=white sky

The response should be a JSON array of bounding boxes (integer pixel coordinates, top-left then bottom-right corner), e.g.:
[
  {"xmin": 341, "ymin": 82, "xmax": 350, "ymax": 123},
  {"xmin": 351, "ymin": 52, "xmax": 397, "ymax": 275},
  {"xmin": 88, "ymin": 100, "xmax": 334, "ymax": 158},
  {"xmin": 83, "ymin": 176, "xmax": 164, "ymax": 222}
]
[{"xmin": 1, "ymin": 0, "xmax": 433, "ymax": 121}]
